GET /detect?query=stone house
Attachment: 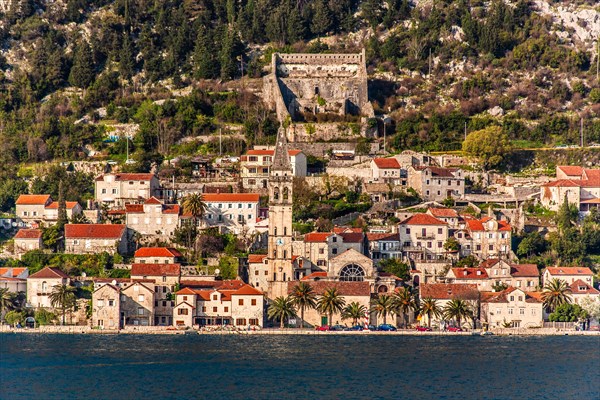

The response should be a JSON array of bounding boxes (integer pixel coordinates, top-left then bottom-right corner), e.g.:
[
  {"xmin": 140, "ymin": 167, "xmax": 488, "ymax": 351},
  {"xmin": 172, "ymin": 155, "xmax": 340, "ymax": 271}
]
[
  {"xmin": 398, "ymin": 213, "xmax": 449, "ymax": 261},
  {"xmin": 0, "ymin": 267, "xmax": 28, "ymax": 294},
  {"xmin": 15, "ymin": 194, "xmax": 82, "ymax": 226},
  {"xmin": 542, "ymin": 266, "xmax": 594, "ymax": 286},
  {"xmin": 407, "ymin": 166, "xmax": 465, "ymax": 201},
  {"xmin": 134, "ymin": 247, "xmax": 183, "ymax": 264},
  {"xmin": 95, "ymin": 173, "xmax": 160, "ymax": 208},
  {"xmin": 173, "ymin": 280, "xmax": 264, "ymax": 328},
  {"xmin": 92, "ymin": 284, "xmax": 121, "ymax": 329},
  {"xmin": 479, "ymin": 259, "xmax": 540, "ymax": 291},
  {"xmin": 91, "ymin": 279, "xmax": 157, "ymax": 327},
  {"xmin": 426, "ymin": 208, "xmax": 461, "ymax": 229},
  {"xmin": 240, "ymin": 148, "xmax": 307, "ymax": 191},
  {"xmin": 120, "ymin": 281, "xmax": 156, "ymax": 326},
  {"xmin": 247, "ymin": 254, "xmax": 269, "ymax": 293},
  {"xmin": 13, "ymin": 229, "xmax": 43, "ymax": 256},
  {"xmin": 131, "ymin": 263, "xmax": 181, "ymax": 326},
  {"xmin": 445, "ymin": 268, "xmax": 491, "ymax": 291},
  {"xmin": 200, "ymin": 193, "xmax": 261, "ymax": 234},
  {"xmin": 366, "ymin": 232, "xmax": 402, "ymax": 264},
  {"xmin": 293, "ymin": 230, "xmax": 365, "ymax": 269},
  {"xmin": 125, "ymin": 197, "xmax": 181, "ymax": 240},
  {"xmin": 371, "ymin": 158, "xmax": 407, "ymax": 186},
  {"xmin": 64, "ymin": 224, "xmax": 129, "ymax": 255},
  {"xmin": 569, "ymin": 280, "xmax": 600, "ymax": 306},
  {"xmin": 455, "ymin": 216, "xmax": 512, "ymax": 260},
  {"xmin": 26, "ymin": 267, "xmax": 70, "ymax": 309},
  {"xmin": 286, "ymin": 281, "xmax": 372, "ymax": 327},
  {"xmin": 541, "ymin": 166, "xmax": 600, "ymax": 214},
  {"xmin": 419, "ymin": 283, "xmax": 480, "ymax": 327},
  {"xmin": 480, "ymin": 287, "xmax": 543, "ymax": 328}
]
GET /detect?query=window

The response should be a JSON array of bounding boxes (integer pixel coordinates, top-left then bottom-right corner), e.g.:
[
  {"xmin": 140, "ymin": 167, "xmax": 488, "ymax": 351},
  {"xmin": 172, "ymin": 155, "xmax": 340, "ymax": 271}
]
[
  {"xmin": 519, "ymin": 308, "xmax": 525, "ymax": 315},
  {"xmin": 213, "ymin": 295, "xmax": 218, "ymax": 300},
  {"xmin": 218, "ymin": 204, "xmax": 222, "ymax": 209},
  {"xmin": 489, "ymin": 245, "xmax": 494, "ymax": 251},
  {"xmin": 138, "ymin": 307, "xmax": 144, "ymax": 315},
  {"xmin": 236, "ymin": 318, "xmax": 247, "ymax": 326},
  {"xmin": 183, "ymin": 296, "xmax": 188, "ymax": 301},
  {"xmin": 218, "ymin": 215, "xmax": 222, "ymax": 221},
  {"xmin": 510, "ymin": 296, "xmax": 514, "ymax": 301},
  {"xmin": 228, "ymin": 204, "xmax": 232, "ymax": 209},
  {"xmin": 437, "ymin": 241, "xmax": 443, "ymax": 248},
  {"xmin": 248, "ymin": 214, "xmax": 253, "ymax": 220},
  {"xmin": 531, "ymin": 309, "xmax": 536, "ymax": 315},
  {"xmin": 239, "ymin": 299, "xmax": 244, "ymax": 306},
  {"xmin": 332, "ymin": 237, "xmax": 337, "ymax": 243},
  {"xmin": 496, "ymin": 308, "xmax": 501, "ymax": 315},
  {"xmin": 213, "ymin": 307, "xmax": 218, "ymax": 312},
  {"xmin": 32, "ymin": 211, "xmax": 37, "ymax": 216},
  {"xmin": 102, "ymin": 188, "xmax": 106, "ymax": 194},
  {"xmin": 121, "ymin": 295, "xmax": 126, "ymax": 302},
  {"xmin": 438, "ymin": 228, "xmax": 442, "ymax": 235},
  {"xmin": 406, "ymin": 228, "xmax": 411, "ymax": 234},
  {"xmin": 427, "ymin": 242, "xmax": 432, "ymax": 248},
  {"xmin": 339, "ymin": 264, "xmax": 365, "ymax": 282},
  {"xmin": 508, "ymin": 308, "xmax": 513, "ymax": 315},
  {"xmin": 518, "ymin": 296, "xmax": 523, "ymax": 301},
  {"xmin": 108, "ymin": 300, "xmax": 114, "ymax": 307},
  {"xmin": 97, "ymin": 299, "xmax": 105, "ymax": 307},
  {"xmin": 112, "ymin": 189, "xmax": 117, "ymax": 194},
  {"xmin": 228, "ymin": 214, "xmax": 233, "ymax": 220},
  {"xmin": 162, "ymin": 286, "xmax": 167, "ymax": 293},
  {"xmin": 319, "ymin": 248, "xmax": 324, "ymax": 254},
  {"xmin": 264, "ymin": 271, "xmax": 268, "ymax": 276},
  {"xmin": 238, "ymin": 203, "xmax": 242, "ymax": 209},
  {"xmin": 251, "ymin": 299, "xmax": 257, "ymax": 306},
  {"xmin": 23, "ymin": 211, "xmax": 28, "ymax": 216},
  {"xmin": 517, "ymin": 281, "xmax": 521, "ymax": 287},
  {"xmin": 178, "ymin": 308, "xmax": 188, "ymax": 315},
  {"xmin": 138, "ymin": 294, "xmax": 145, "ymax": 302},
  {"xmin": 224, "ymin": 307, "xmax": 229, "ymax": 312},
  {"xmin": 254, "ymin": 270, "xmax": 259, "ymax": 276},
  {"xmin": 332, "ymin": 248, "xmax": 338, "ymax": 254}
]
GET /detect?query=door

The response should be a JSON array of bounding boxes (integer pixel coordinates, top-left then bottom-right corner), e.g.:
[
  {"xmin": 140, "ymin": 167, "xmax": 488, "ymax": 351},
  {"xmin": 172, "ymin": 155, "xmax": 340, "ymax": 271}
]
[{"xmin": 321, "ymin": 316, "xmax": 328, "ymax": 326}]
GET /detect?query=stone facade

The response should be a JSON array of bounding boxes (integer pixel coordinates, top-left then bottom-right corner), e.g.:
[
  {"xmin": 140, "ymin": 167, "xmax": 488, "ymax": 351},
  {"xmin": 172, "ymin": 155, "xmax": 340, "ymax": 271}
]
[
  {"xmin": 64, "ymin": 224, "xmax": 130, "ymax": 255},
  {"xmin": 481, "ymin": 288, "xmax": 543, "ymax": 328},
  {"xmin": 407, "ymin": 166, "xmax": 465, "ymax": 201},
  {"xmin": 92, "ymin": 284, "xmax": 121, "ymax": 329},
  {"xmin": 202, "ymin": 193, "xmax": 261, "ymax": 234},
  {"xmin": 15, "ymin": 195, "xmax": 82, "ymax": 227},
  {"xmin": 240, "ymin": 148, "xmax": 306, "ymax": 192},
  {"xmin": 26, "ymin": 267, "xmax": 70, "ymax": 309},
  {"xmin": 125, "ymin": 197, "xmax": 181, "ymax": 240},
  {"xmin": 95, "ymin": 173, "xmax": 160, "ymax": 208}
]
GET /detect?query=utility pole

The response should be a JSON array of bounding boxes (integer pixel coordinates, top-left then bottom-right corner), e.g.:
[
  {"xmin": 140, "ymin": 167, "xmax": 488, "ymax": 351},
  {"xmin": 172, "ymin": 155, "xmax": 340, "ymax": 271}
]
[{"xmin": 581, "ymin": 117, "xmax": 584, "ymax": 148}]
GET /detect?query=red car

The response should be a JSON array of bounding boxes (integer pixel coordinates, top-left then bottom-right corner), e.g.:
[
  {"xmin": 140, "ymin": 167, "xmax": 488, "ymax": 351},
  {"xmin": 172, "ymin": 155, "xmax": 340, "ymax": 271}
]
[
  {"xmin": 315, "ymin": 325, "xmax": 331, "ymax": 331},
  {"xmin": 447, "ymin": 326, "xmax": 463, "ymax": 332},
  {"xmin": 416, "ymin": 326, "xmax": 432, "ymax": 332}
]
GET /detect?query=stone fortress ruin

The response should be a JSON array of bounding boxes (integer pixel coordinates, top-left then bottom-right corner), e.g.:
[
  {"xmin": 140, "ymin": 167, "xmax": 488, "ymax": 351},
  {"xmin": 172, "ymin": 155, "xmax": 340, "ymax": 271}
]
[{"xmin": 263, "ymin": 50, "xmax": 375, "ymax": 142}]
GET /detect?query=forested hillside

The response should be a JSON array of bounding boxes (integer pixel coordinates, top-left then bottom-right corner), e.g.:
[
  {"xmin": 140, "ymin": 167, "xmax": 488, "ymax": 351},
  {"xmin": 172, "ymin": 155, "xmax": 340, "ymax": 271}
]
[{"xmin": 1, "ymin": 0, "xmax": 599, "ymax": 183}]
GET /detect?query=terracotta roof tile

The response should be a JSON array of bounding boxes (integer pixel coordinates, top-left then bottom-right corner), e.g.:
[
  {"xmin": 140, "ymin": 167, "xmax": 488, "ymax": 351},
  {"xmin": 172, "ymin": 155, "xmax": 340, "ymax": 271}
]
[
  {"xmin": 65, "ymin": 224, "xmax": 126, "ymax": 239},
  {"xmin": 134, "ymin": 247, "xmax": 183, "ymax": 258},
  {"xmin": 44, "ymin": 201, "xmax": 79, "ymax": 209},
  {"xmin": 366, "ymin": 232, "xmax": 399, "ymax": 241},
  {"xmin": 428, "ymin": 208, "xmax": 459, "ymax": 218},
  {"xmin": 29, "ymin": 267, "xmax": 69, "ymax": 279},
  {"xmin": 569, "ymin": 279, "xmax": 600, "ymax": 295},
  {"xmin": 400, "ymin": 213, "xmax": 446, "ymax": 226},
  {"xmin": 232, "ymin": 285, "xmax": 263, "ymax": 296},
  {"xmin": 245, "ymin": 149, "xmax": 301, "ymax": 156},
  {"xmin": 287, "ymin": 281, "xmax": 371, "ymax": 296},
  {"xmin": 202, "ymin": 193, "xmax": 260, "ymax": 202},
  {"xmin": 0, "ymin": 267, "xmax": 28, "ymax": 277},
  {"xmin": 16, "ymin": 194, "xmax": 51, "ymax": 205},
  {"xmin": 340, "ymin": 232, "xmax": 364, "ymax": 243},
  {"xmin": 373, "ymin": 158, "xmax": 401, "ymax": 169},
  {"xmin": 131, "ymin": 263, "xmax": 181, "ymax": 277},
  {"xmin": 480, "ymin": 287, "xmax": 542, "ymax": 304},
  {"xmin": 557, "ymin": 166, "xmax": 583, "ymax": 176},
  {"xmin": 14, "ymin": 229, "xmax": 42, "ymax": 239},
  {"xmin": 450, "ymin": 268, "xmax": 489, "ymax": 280},
  {"xmin": 96, "ymin": 173, "xmax": 155, "ymax": 182},
  {"xmin": 420, "ymin": 283, "xmax": 479, "ymax": 300},
  {"xmin": 300, "ymin": 271, "xmax": 328, "ymax": 281},
  {"xmin": 248, "ymin": 254, "xmax": 268, "ymax": 263},
  {"xmin": 428, "ymin": 166, "xmax": 457, "ymax": 177},
  {"xmin": 304, "ymin": 232, "xmax": 333, "ymax": 243},
  {"xmin": 144, "ymin": 197, "xmax": 162, "ymax": 204},
  {"xmin": 510, "ymin": 264, "xmax": 539, "ymax": 277},
  {"xmin": 125, "ymin": 204, "xmax": 144, "ymax": 213},
  {"xmin": 546, "ymin": 267, "xmax": 593, "ymax": 276}
]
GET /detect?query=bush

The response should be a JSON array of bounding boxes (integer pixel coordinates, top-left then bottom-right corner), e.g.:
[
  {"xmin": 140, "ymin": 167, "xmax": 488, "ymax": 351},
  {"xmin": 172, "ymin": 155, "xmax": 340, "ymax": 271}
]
[
  {"xmin": 35, "ymin": 309, "xmax": 57, "ymax": 326},
  {"xmin": 5, "ymin": 310, "xmax": 26, "ymax": 326}
]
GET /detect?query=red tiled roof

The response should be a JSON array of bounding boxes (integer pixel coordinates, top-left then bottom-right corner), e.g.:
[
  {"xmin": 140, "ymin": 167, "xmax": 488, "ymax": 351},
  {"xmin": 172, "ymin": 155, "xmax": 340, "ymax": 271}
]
[
  {"xmin": 450, "ymin": 268, "xmax": 489, "ymax": 280},
  {"xmin": 569, "ymin": 279, "xmax": 600, "ymax": 295},
  {"xmin": 232, "ymin": 285, "xmax": 263, "ymax": 296},
  {"xmin": 466, "ymin": 218, "xmax": 511, "ymax": 232},
  {"xmin": 134, "ymin": 247, "xmax": 183, "ymax": 258},
  {"xmin": 546, "ymin": 267, "xmax": 593, "ymax": 276},
  {"xmin": 374, "ymin": 158, "xmax": 400, "ymax": 169},
  {"xmin": 131, "ymin": 263, "xmax": 181, "ymax": 277},
  {"xmin": 65, "ymin": 224, "xmax": 126, "ymax": 239},
  {"xmin": 16, "ymin": 194, "xmax": 51, "ymax": 205},
  {"xmin": 0, "ymin": 267, "xmax": 27, "ymax": 277},
  {"xmin": 510, "ymin": 264, "xmax": 539, "ymax": 277},
  {"xmin": 420, "ymin": 283, "xmax": 479, "ymax": 300},
  {"xmin": 162, "ymin": 205, "xmax": 180, "ymax": 214},
  {"xmin": 480, "ymin": 287, "xmax": 542, "ymax": 304},
  {"xmin": 301, "ymin": 271, "xmax": 328, "ymax": 281},
  {"xmin": 333, "ymin": 227, "xmax": 363, "ymax": 234},
  {"xmin": 245, "ymin": 149, "xmax": 301, "ymax": 156},
  {"xmin": 340, "ymin": 232, "xmax": 364, "ymax": 243},
  {"xmin": 366, "ymin": 232, "xmax": 399, "ymax": 241},
  {"xmin": 287, "ymin": 281, "xmax": 371, "ymax": 296},
  {"xmin": 29, "ymin": 267, "xmax": 69, "ymax": 279},
  {"xmin": 542, "ymin": 178, "xmax": 600, "ymax": 188},
  {"xmin": 304, "ymin": 232, "xmax": 333, "ymax": 243},
  {"xmin": 557, "ymin": 166, "xmax": 583, "ymax": 176},
  {"xmin": 479, "ymin": 259, "xmax": 500, "ymax": 269},
  {"xmin": 44, "ymin": 201, "xmax": 79, "ymax": 209},
  {"xmin": 96, "ymin": 173, "xmax": 155, "ymax": 182},
  {"xmin": 428, "ymin": 208, "xmax": 459, "ymax": 218},
  {"xmin": 14, "ymin": 229, "xmax": 42, "ymax": 239},
  {"xmin": 248, "ymin": 254, "xmax": 268, "ymax": 263},
  {"xmin": 400, "ymin": 213, "xmax": 446, "ymax": 226},
  {"xmin": 428, "ymin": 166, "xmax": 457, "ymax": 177},
  {"xmin": 202, "ymin": 193, "xmax": 260, "ymax": 203},
  {"xmin": 144, "ymin": 197, "xmax": 162, "ymax": 204},
  {"xmin": 125, "ymin": 204, "xmax": 144, "ymax": 213},
  {"xmin": 176, "ymin": 287, "xmax": 198, "ymax": 295}
]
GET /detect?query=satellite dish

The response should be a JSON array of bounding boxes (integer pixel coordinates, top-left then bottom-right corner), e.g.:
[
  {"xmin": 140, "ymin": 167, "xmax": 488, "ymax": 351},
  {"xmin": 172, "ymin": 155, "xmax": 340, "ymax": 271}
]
[
  {"xmin": 112, "ymin": 280, "xmax": 117, "ymax": 285},
  {"xmin": 215, "ymin": 269, "xmax": 220, "ymax": 275},
  {"xmin": 81, "ymin": 272, "xmax": 87, "ymax": 278},
  {"xmin": 11, "ymin": 222, "xmax": 17, "ymax": 227}
]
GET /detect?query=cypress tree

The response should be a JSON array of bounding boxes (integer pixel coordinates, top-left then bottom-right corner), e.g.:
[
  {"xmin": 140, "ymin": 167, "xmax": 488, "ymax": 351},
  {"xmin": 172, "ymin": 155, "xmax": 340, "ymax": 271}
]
[
  {"xmin": 311, "ymin": 0, "xmax": 332, "ymax": 37},
  {"xmin": 69, "ymin": 41, "xmax": 95, "ymax": 89},
  {"xmin": 194, "ymin": 26, "xmax": 219, "ymax": 79},
  {"xmin": 119, "ymin": 33, "xmax": 135, "ymax": 82}
]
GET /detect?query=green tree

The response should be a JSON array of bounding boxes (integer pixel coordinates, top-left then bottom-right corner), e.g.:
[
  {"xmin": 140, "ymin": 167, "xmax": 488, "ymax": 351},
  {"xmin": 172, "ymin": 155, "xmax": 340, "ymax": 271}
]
[
  {"xmin": 34, "ymin": 308, "xmax": 57, "ymax": 326},
  {"xmin": 49, "ymin": 284, "xmax": 76, "ymax": 325},
  {"xmin": 4, "ymin": 310, "xmax": 25, "ymax": 327},
  {"xmin": 517, "ymin": 232, "xmax": 548, "ymax": 258},
  {"xmin": 555, "ymin": 196, "xmax": 579, "ymax": 232},
  {"xmin": 549, "ymin": 303, "xmax": 588, "ymax": 322},
  {"xmin": 342, "ymin": 302, "xmax": 367, "ymax": 326},
  {"xmin": 371, "ymin": 294, "xmax": 395, "ymax": 325},
  {"xmin": 290, "ymin": 282, "xmax": 317, "ymax": 328},
  {"xmin": 311, "ymin": 0, "xmax": 332, "ymax": 36},
  {"xmin": 193, "ymin": 26, "xmax": 219, "ymax": 79},
  {"xmin": 119, "ymin": 33, "xmax": 135, "ymax": 82},
  {"xmin": 317, "ymin": 287, "xmax": 346, "ymax": 326},
  {"xmin": 69, "ymin": 41, "xmax": 96, "ymax": 89},
  {"xmin": 462, "ymin": 126, "xmax": 513, "ymax": 169},
  {"xmin": 541, "ymin": 278, "xmax": 572, "ymax": 313},
  {"xmin": 378, "ymin": 258, "xmax": 410, "ymax": 281},
  {"xmin": 443, "ymin": 237, "xmax": 460, "ymax": 252},
  {"xmin": 0, "ymin": 288, "xmax": 14, "ymax": 318},
  {"xmin": 419, "ymin": 297, "xmax": 441, "ymax": 328},
  {"xmin": 267, "ymin": 296, "xmax": 297, "ymax": 329},
  {"xmin": 443, "ymin": 299, "xmax": 473, "ymax": 328},
  {"xmin": 393, "ymin": 286, "xmax": 417, "ymax": 328},
  {"xmin": 217, "ymin": 255, "xmax": 238, "ymax": 279}
]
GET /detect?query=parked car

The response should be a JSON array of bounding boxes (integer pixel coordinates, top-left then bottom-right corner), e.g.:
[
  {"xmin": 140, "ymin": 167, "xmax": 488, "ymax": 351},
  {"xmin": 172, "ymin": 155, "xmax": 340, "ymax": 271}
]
[
  {"xmin": 315, "ymin": 325, "xmax": 330, "ymax": 331},
  {"xmin": 330, "ymin": 324, "xmax": 346, "ymax": 331},
  {"xmin": 447, "ymin": 326, "xmax": 463, "ymax": 332},
  {"xmin": 367, "ymin": 324, "xmax": 377, "ymax": 331},
  {"xmin": 416, "ymin": 326, "xmax": 432, "ymax": 332},
  {"xmin": 377, "ymin": 324, "xmax": 397, "ymax": 331},
  {"xmin": 344, "ymin": 325, "xmax": 364, "ymax": 331}
]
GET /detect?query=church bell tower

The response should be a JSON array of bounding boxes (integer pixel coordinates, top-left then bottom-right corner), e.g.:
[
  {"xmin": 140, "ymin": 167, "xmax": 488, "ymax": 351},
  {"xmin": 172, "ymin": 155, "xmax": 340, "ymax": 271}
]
[{"xmin": 267, "ymin": 125, "xmax": 294, "ymax": 298}]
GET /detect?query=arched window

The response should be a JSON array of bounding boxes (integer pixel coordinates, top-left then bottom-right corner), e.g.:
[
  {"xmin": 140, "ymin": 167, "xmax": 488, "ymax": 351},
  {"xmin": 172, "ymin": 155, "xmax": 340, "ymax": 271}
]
[
  {"xmin": 42, "ymin": 281, "xmax": 47, "ymax": 292},
  {"xmin": 339, "ymin": 264, "xmax": 365, "ymax": 282},
  {"xmin": 273, "ymin": 187, "xmax": 280, "ymax": 200},
  {"xmin": 283, "ymin": 187, "xmax": 289, "ymax": 200}
]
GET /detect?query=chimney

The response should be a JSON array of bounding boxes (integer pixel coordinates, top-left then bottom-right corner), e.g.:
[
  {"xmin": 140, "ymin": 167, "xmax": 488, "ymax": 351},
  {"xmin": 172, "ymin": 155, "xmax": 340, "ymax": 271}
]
[
  {"xmin": 477, "ymin": 270, "xmax": 481, "ymax": 276},
  {"xmin": 463, "ymin": 270, "xmax": 468, "ymax": 276}
]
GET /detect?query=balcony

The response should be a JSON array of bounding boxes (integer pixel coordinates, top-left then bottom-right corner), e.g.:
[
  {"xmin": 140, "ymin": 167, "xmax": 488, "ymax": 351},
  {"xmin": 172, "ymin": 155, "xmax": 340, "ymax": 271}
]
[{"xmin": 416, "ymin": 235, "xmax": 435, "ymax": 240}]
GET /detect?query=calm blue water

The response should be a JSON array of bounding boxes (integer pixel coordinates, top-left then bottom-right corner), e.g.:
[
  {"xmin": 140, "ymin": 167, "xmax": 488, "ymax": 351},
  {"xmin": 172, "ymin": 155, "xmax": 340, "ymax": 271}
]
[{"xmin": 0, "ymin": 333, "xmax": 598, "ymax": 399}]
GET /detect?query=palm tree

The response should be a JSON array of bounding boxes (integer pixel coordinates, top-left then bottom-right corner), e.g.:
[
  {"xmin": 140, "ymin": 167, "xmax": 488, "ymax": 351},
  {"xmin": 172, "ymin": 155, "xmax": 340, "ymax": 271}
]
[
  {"xmin": 49, "ymin": 284, "xmax": 76, "ymax": 325},
  {"xmin": 182, "ymin": 193, "xmax": 207, "ymax": 226},
  {"xmin": 541, "ymin": 278, "xmax": 572, "ymax": 312},
  {"xmin": 317, "ymin": 287, "xmax": 346, "ymax": 326},
  {"xmin": 0, "ymin": 288, "xmax": 13, "ymax": 319},
  {"xmin": 443, "ymin": 299, "xmax": 473, "ymax": 329},
  {"xmin": 371, "ymin": 294, "xmax": 395, "ymax": 325},
  {"xmin": 342, "ymin": 302, "xmax": 367, "ymax": 326},
  {"xmin": 290, "ymin": 282, "xmax": 317, "ymax": 328},
  {"xmin": 267, "ymin": 296, "xmax": 297, "ymax": 329},
  {"xmin": 419, "ymin": 297, "xmax": 441, "ymax": 328},
  {"xmin": 393, "ymin": 287, "xmax": 417, "ymax": 328}
]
